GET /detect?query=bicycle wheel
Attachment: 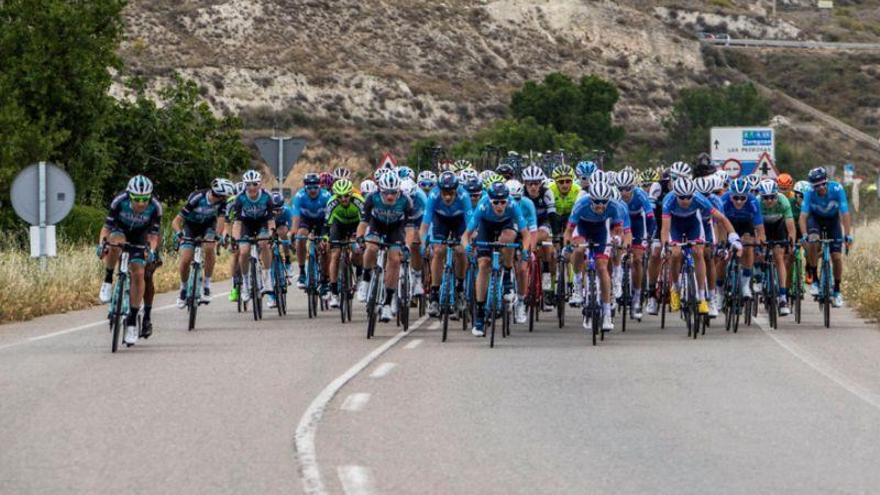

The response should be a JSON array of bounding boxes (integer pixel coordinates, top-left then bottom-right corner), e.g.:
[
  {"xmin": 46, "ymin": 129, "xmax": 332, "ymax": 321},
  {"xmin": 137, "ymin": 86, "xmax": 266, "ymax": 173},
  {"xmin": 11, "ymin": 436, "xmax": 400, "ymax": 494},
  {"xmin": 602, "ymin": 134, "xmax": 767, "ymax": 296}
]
[
  {"xmin": 187, "ymin": 264, "xmax": 200, "ymax": 331},
  {"xmin": 110, "ymin": 277, "xmax": 125, "ymax": 353},
  {"xmin": 250, "ymin": 262, "xmax": 261, "ymax": 321},
  {"xmin": 822, "ymin": 260, "xmax": 832, "ymax": 328},
  {"xmin": 792, "ymin": 256, "xmax": 803, "ymax": 324},
  {"xmin": 591, "ymin": 305, "xmax": 599, "ymax": 346},
  {"xmin": 621, "ymin": 265, "xmax": 630, "ymax": 333},
  {"xmin": 366, "ymin": 276, "xmax": 379, "ymax": 339},
  {"xmin": 400, "ymin": 262, "xmax": 411, "ymax": 331},
  {"xmin": 768, "ymin": 266, "xmax": 778, "ymax": 329},
  {"xmin": 338, "ymin": 255, "xmax": 348, "ymax": 324},
  {"xmin": 488, "ymin": 275, "xmax": 498, "ymax": 348},
  {"xmin": 236, "ymin": 276, "xmax": 243, "ymax": 313},
  {"xmin": 556, "ymin": 260, "xmax": 566, "ymax": 328},
  {"xmin": 688, "ymin": 269, "xmax": 699, "ymax": 340},
  {"xmin": 660, "ymin": 277, "xmax": 668, "ymax": 330}
]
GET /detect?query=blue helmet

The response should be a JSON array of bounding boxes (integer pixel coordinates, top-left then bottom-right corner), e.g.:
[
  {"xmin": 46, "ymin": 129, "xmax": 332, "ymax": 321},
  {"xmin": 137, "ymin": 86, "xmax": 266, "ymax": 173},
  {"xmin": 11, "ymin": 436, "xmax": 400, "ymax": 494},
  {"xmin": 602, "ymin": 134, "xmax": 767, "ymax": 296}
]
[
  {"xmin": 271, "ymin": 192, "xmax": 284, "ymax": 205},
  {"xmin": 464, "ymin": 177, "xmax": 482, "ymax": 194},
  {"xmin": 397, "ymin": 166, "xmax": 414, "ymax": 179},
  {"xmin": 303, "ymin": 173, "xmax": 320, "ymax": 187},
  {"xmin": 576, "ymin": 161, "xmax": 597, "ymax": 179},
  {"xmin": 438, "ymin": 171, "xmax": 459, "ymax": 191},
  {"xmin": 487, "ymin": 182, "xmax": 510, "ymax": 200},
  {"xmin": 729, "ymin": 178, "xmax": 750, "ymax": 195},
  {"xmin": 808, "ymin": 167, "xmax": 828, "ymax": 184}
]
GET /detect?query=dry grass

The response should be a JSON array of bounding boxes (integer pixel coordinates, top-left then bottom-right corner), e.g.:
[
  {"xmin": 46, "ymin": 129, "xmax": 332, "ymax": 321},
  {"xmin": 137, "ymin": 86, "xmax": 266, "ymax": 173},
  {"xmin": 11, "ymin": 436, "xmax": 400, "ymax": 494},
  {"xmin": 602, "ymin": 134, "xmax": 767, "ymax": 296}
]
[
  {"xmin": 0, "ymin": 244, "xmax": 233, "ymax": 325},
  {"xmin": 841, "ymin": 221, "xmax": 880, "ymax": 322}
]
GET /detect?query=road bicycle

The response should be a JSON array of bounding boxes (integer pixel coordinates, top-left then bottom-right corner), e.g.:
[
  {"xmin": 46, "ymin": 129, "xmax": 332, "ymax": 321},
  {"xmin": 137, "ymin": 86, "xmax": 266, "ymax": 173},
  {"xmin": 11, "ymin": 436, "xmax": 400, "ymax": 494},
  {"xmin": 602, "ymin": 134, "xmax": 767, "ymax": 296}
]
[
  {"xmin": 331, "ymin": 240, "xmax": 356, "ymax": 324},
  {"xmin": 525, "ymin": 247, "xmax": 545, "ymax": 333},
  {"xmin": 104, "ymin": 241, "xmax": 145, "ymax": 352},
  {"xmin": 396, "ymin": 246, "xmax": 412, "ymax": 332},
  {"xmin": 570, "ymin": 242, "xmax": 603, "ymax": 346},
  {"xmin": 270, "ymin": 236, "xmax": 289, "ymax": 316},
  {"xmin": 672, "ymin": 240, "xmax": 703, "ymax": 339},
  {"xmin": 242, "ymin": 237, "xmax": 267, "ymax": 321},
  {"xmin": 808, "ymin": 236, "xmax": 843, "ymax": 329},
  {"xmin": 179, "ymin": 236, "xmax": 213, "ymax": 331},
  {"xmin": 363, "ymin": 239, "xmax": 401, "ymax": 339},
  {"xmin": 722, "ymin": 245, "xmax": 743, "ymax": 334},
  {"xmin": 429, "ymin": 238, "xmax": 462, "ymax": 342},
  {"xmin": 295, "ymin": 234, "xmax": 324, "ymax": 319},
  {"xmin": 475, "ymin": 241, "xmax": 520, "ymax": 348},
  {"xmin": 790, "ymin": 243, "xmax": 805, "ymax": 324},
  {"xmin": 616, "ymin": 246, "xmax": 633, "ymax": 333}
]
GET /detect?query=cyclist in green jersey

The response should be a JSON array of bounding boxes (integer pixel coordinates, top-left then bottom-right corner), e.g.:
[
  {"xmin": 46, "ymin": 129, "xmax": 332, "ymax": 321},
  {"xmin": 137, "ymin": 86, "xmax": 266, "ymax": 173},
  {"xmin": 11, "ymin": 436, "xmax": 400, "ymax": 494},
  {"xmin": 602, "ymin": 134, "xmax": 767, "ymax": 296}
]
[
  {"xmin": 324, "ymin": 179, "xmax": 365, "ymax": 308},
  {"xmin": 758, "ymin": 180, "xmax": 797, "ymax": 315},
  {"xmin": 548, "ymin": 164, "xmax": 581, "ymax": 236}
]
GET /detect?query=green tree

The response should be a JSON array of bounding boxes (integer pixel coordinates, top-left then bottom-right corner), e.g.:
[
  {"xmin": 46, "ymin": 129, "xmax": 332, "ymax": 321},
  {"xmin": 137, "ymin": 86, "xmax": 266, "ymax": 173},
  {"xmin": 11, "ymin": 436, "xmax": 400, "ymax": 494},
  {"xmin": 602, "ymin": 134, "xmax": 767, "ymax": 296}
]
[
  {"xmin": 663, "ymin": 82, "xmax": 771, "ymax": 160},
  {"xmin": 510, "ymin": 73, "xmax": 625, "ymax": 152},
  {"xmin": 0, "ymin": 0, "xmax": 126, "ymax": 204},
  {"xmin": 103, "ymin": 76, "xmax": 252, "ymax": 202}
]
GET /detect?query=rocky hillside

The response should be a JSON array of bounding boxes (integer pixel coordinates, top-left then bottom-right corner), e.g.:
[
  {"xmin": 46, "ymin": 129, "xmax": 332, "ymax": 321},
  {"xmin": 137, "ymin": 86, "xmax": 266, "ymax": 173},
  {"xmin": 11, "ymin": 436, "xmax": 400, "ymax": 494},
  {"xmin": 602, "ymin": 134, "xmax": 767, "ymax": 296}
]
[{"xmin": 119, "ymin": 0, "xmax": 706, "ymax": 139}]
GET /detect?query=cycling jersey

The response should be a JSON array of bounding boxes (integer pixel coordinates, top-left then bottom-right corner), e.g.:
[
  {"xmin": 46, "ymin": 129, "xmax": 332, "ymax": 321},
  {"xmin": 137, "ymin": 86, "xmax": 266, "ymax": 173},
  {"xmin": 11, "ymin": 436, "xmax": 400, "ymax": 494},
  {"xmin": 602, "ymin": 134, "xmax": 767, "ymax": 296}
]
[
  {"xmin": 702, "ymin": 194, "xmax": 724, "ymax": 244},
  {"xmin": 325, "ymin": 194, "xmax": 365, "ymax": 226},
  {"xmin": 720, "ymin": 192, "xmax": 763, "ymax": 225},
  {"xmin": 662, "ymin": 192, "xmax": 717, "ymax": 243},
  {"xmin": 179, "ymin": 190, "xmax": 226, "ymax": 226},
  {"xmin": 423, "ymin": 189, "xmax": 472, "ymax": 241},
  {"xmin": 568, "ymin": 196, "xmax": 627, "ymax": 258},
  {"xmin": 407, "ymin": 188, "xmax": 428, "ymax": 228},
  {"xmin": 623, "ymin": 188, "xmax": 655, "ymax": 245},
  {"xmin": 524, "ymin": 186, "xmax": 556, "ymax": 225},
  {"xmin": 515, "ymin": 196, "xmax": 538, "ymax": 232},
  {"xmin": 274, "ymin": 204, "xmax": 294, "ymax": 228},
  {"xmin": 469, "ymin": 196, "xmax": 527, "ymax": 257},
  {"xmin": 105, "ymin": 192, "xmax": 163, "ymax": 239},
  {"xmin": 225, "ymin": 195, "xmax": 238, "ymax": 222},
  {"xmin": 549, "ymin": 181, "xmax": 581, "ymax": 217},
  {"xmin": 801, "ymin": 181, "xmax": 848, "ymax": 218},
  {"xmin": 231, "ymin": 189, "xmax": 276, "ymax": 224},
  {"xmin": 362, "ymin": 191, "xmax": 417, "ymax": 226},
  {"xmin": 760, "ymin": 193, "xmax": 793, "ymax": 224},
  {"xmin": 291, "ymin": 188, "xmax": 332, "ymax": 221}
]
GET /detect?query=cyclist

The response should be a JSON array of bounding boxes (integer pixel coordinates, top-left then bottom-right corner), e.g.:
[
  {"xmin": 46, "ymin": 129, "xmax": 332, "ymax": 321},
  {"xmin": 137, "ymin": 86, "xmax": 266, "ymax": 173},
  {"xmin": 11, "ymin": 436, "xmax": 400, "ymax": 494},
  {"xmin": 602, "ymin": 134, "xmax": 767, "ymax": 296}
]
[
  {"xmin": 758, "ymin": 179, "xmax": 796, "ymax": 315},
  {"xmin": 332, "ymin": 167, "xmax": 351, "ymax": 184},
  {"xmin": 98, "ymin": 175, "xmax": 162, "ymax": 346},
  {"xmin": 356, "ymin": 173, "xmax": 417, "ymax": 321},
  {"xmin": 695, "ymin": 175, "xmax": 723, "ymax": 317},
  {"xmin": 226, "ymin": 181, "xmax": 245, "ymax": 303},
  {"xmin": 565, "ymin": 182, "xmax": 628, "ymax": 331},
  {"xmin": 266, "ymin": 192, "xmax": 294, "ymax": 308},
  {"xmin": 663, "ymin": 177, "xmax": 739, "ymax": 315},
  {"xmin": 360, "ymin": 179, "xmax": 378, "ymax": 197},
  {"xmin": 231, "ymin": 170, "xmax": 279, "ymax": 303},
  {"xmin": 617, "ymin": 169, "xmax": 654, "ymax": 319},
  {"xmin": 575, "ymin": 161, "xmax": 597, "ymax": 192},
  {"xmin": 777, "ymin": 173, "xmax": 794, "ymax": 199},
  {"xmin": 291, "ymin": 173, "xmax": 332, "ymax": 295},
  {"xmin": 462, "ymin": 182, "xmax": 528, "ymax": 337},
  {"xmin": 324, "ymin": 178, "xmax": 364, "ymax": 309},
  {"xmin": 496, "ymin": 163, "xmax": 515, "ymax": 181},
  {"xmin": 420, "ymin": 171, "xmax": 472, "ymax": 318},
  {"xmin": 645, "ymin": 165, "xmax": 680, "ymax": 315},
  {"xmin": 508, "ymin": 179, "xmax": 536, "ymax": 324},
  {"xmin": 417, "ymin": 170, "xmax": 437, "ymax": 194},
  {"xmin": 464, "ymin": 176, "xmax": 483, "ymax": 209},
  {"xmin": 549, "ymin": 164, "xmax": 581, "ymax": 236},
  {"xmin": 799, "ymin": 167, "xmax": 852, "ymax": 307},
  {"xmin": 319, "ymin": 172, "xmax": 334, "ymax": 192},
  {"xmin": 401, "ymin": 178, "xmax": 428, "ymax": 298},
  {"xmin": 171, "ymin": 177, "xmax": 235, "ymax": 308},
  {"xmin": 522, "ymin": 165, "xmax": 558, "ymax": 306},
  {"xmin": 721, "ymin": 177, "xmax": 765, "ymax": 300}
]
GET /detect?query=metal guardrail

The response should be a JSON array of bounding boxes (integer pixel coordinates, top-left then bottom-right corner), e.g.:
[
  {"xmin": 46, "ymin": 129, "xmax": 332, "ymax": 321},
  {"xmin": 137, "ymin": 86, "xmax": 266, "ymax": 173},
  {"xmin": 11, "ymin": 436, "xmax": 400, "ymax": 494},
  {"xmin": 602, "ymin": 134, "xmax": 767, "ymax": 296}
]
[{"xmin": 701, "ymin": 37, "xmax": 880, "ymax": 51}]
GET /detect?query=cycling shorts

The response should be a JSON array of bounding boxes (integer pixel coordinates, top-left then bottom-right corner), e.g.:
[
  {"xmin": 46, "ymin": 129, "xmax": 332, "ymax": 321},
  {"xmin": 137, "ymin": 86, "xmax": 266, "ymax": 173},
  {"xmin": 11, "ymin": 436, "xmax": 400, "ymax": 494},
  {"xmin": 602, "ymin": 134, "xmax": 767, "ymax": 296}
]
[
  {"xmin": 366, "ymin": 220, "xmax": 406, "ymax": 249},
  {"xmin": 298, "ymin": 216, "xmax": 325, "ymax": 235},
  {"xmin": 108, "ymin": 229, "xmax": 149, "ymax": 265},
  {"xmin": 573, "ymin": 221, "xmax": 611, "ymax": 259},
  {"xmin": 729, "ymin": 218, "xmax": 755, "ymax": 237},
  {"xmin": 329, "ymin": 222, "xmax": 358, "ymax": 244},
  {"xmin": 431, "ymin": 216, "xmax": 467, "ymax": 241},
  {"xmin": 181, "ymin": 221, "xmax": 217, "ymax": 248},
  {"xmin": 669, "ymin": 216, "xmax": 706, "ymax": 244},
  {"xmin": 807, "ymin": 215, "xmax": 843, "ymax": 254},
  {"xmin": 238, "ymin": 220, "xmax": 270, "ymax": 243},
  {"xmin": 476, "ymin": 218, "xmax": 515, "ymax": 258},
  {"xmin": 765, "ymin": 219, "xmax": 788, "ymax": 243}
]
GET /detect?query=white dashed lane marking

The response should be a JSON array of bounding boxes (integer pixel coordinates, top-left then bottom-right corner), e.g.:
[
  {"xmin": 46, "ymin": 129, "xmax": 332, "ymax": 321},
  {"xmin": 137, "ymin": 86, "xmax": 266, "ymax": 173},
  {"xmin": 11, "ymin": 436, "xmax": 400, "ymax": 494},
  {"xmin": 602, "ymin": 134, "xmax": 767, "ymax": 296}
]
[
  {"xmin": 369, "ymin": 362, "xmax": 397, "ymax": 378},
  {"xmin": 340, "ymin": 393, "xmax": 371, "ymax": 412}
]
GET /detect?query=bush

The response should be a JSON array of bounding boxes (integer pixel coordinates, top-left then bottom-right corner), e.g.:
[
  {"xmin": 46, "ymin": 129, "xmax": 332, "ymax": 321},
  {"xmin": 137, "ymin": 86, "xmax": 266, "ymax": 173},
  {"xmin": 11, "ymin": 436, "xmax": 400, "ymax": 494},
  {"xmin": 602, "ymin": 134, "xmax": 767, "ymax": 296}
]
[{"xmin": 57, "ymin": 205, "xmax": 106, "ymax": 244}]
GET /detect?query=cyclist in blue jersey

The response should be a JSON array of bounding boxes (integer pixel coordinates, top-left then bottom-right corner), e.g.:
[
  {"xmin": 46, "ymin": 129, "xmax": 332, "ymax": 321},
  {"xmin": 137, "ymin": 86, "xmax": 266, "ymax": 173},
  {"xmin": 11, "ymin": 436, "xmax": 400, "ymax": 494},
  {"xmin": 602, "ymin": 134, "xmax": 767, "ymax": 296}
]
[
  {"xmin": 464, "ymin": 176, "xmax": 483, "ymax": 209},
  {"xmin": 662, "ymin": 177, "xmax": 739, "ymax": 315},
  {"xmin": 646, "ymin": 167, "xmax": 675, "ymax": 315},
  {"xmin": 231, "ymin": 170, "xmax": 279, "ymax": 303},
  {"xmin": 719, "ymin": 177, "xmax": 764, "ymax": 301},
  {"xmin": 616, "ymin": 169, "xmax": 655, "ymax": 318},
  {"xmin": 171, "ymin": 178, "xmax": 235, "ymax": 308},
  {"xmin": 98, "ymin": 175, "xmax": 163, "ymax": 346},
  {"xmin": 265, "ymin": 192, "xmax": 294, "ymax": 308},
  {"xmin": 798, "ymin": 167, "xmax": 852, "ymax": 307},
  {"xmin": 564, "ymin": 182, "xmax": 627, "ymax": 332},
  {"xmin": 522, "ymin": 165, "xmax": 558, "ymax": 306},
  {"xmin": 402, "ymin": 178, "xmax": 428, "ymax": 297},
  {"xmin": 694, "ymin": 175, "xmax": 723, "ymax": 317},
  {"xmin": 292, "ymin": 173, "xmax": 332, "ymax": 293},
  {"xmin": 356, "ymin": 173, "xmax": 417, "ymax": 322},
  {"xmin": 508, "ymin": 179, "xmax": 536, "ymax": 324},
  {"xmin": 420, "ymin": 171, "xmax": 472, "ymax": 318},
  {"xmin": 462, "ymin": 182, "xmax": 529, "ymax": 337}
]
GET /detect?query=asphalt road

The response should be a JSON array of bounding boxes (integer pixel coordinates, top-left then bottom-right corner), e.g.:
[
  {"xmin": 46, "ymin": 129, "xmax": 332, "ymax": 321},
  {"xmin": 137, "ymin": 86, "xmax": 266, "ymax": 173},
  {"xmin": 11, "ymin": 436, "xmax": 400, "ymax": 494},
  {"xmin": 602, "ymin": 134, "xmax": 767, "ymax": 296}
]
[{"xmin": 2, "ymin": 282, "xmax": 879, "ymax": 494}]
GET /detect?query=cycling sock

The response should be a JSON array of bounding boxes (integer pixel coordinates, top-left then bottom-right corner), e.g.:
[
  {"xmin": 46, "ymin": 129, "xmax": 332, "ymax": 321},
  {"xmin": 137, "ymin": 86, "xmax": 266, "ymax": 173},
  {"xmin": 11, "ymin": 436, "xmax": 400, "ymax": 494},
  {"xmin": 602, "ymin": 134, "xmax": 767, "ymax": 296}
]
[
  {"xmin": 603, "ymin": 302, "xmax": 612, "ymax": 316},
  {"xmin": 143, "ymin": 305, "xmax": 152, "ymax": 319},
  {"xmin": 833, "ymin": 280, "xmax": 841, "ymax": 293},
  {"xmin": 126, "ymin": 308, "xmax": 139, "ymax": 326},
  {"xmin": 502, "ymin": 269, "xmax": 512, "ymax": 286},
  {"xmin": 299, "ymin": 264, "xmax": 305, "ymax": 274},
  {"xmin": 204, "ymin": 277, "xmax": 211, "ymax": 288},
  {"xmin": 363, "ymin": 269, "xmax": 372, "ymax": 282},
  {"xmin": 330, "ymin": 284, "xmax": 338, "ymax": 295},
  {"xmin": 384, "ymin": 289, "xmax": 395, "ymax": 306},
  {"xmin": 430, "ymin": 286, "xmax": 439, "ymax": 301},
  {"xmin": 742, "ymin": 268, "xmax": 752, "ymax": 280},
  {"xmin": 476, "ymin": 302, "xmax": 485, "ymax": 321},
  {"xmin": 355, "ymin": 266, "xmax": 363, "ymax": 278},
  {"xmin": 180, "ymin": 281, "xmax": 186, "ymax": 291},
  {"xmin": 104, "ymin": 269, "xmax": 113, "ymax": 283},
  {"xmin": 779, "ymin": 287, "xmax": 788, "ymax": 297}
]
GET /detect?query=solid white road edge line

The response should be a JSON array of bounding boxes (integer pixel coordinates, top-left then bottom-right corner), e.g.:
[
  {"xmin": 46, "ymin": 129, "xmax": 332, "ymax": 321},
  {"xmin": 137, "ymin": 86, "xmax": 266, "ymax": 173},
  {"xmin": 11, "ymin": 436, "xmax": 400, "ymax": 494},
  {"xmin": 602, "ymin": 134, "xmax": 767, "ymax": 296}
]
[
  {"xmin": 337, "ymin": 465, "xmax": 376, "ymax": 495},
  {"xmin": 0, "ymin": 291, "xmax": 230, "ymax": 350},
  {"xmin": 755, "ymin": 314, "xmax": 880, "ymax": 410},
  {"xmin": 369, "ymin": 362, "xmax": 397, "ymax": 378},
  {"xmin": 294, "ymin": 314, "xmax": 429, "ymax": 495}
]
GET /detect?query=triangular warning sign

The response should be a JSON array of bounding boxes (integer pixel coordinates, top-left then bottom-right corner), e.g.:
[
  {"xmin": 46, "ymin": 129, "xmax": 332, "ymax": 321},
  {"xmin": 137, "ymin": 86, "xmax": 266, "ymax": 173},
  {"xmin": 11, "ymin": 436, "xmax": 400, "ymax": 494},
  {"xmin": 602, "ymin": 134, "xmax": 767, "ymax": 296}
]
[
  {"xmin": 756, "ymin": 152, "xmax": 778, "ymax": 179},
  {"xmin": 378, "ymin": 152, "xmax": 398, "ymax": 169}
]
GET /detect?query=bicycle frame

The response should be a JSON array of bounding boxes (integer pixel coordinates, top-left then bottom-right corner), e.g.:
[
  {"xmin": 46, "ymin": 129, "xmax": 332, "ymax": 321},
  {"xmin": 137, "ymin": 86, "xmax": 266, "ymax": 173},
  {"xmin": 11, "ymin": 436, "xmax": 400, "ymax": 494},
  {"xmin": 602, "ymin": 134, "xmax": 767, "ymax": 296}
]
[{"xmin": 475, "ymin": 241, "xmax": 520, "ymax": 348}]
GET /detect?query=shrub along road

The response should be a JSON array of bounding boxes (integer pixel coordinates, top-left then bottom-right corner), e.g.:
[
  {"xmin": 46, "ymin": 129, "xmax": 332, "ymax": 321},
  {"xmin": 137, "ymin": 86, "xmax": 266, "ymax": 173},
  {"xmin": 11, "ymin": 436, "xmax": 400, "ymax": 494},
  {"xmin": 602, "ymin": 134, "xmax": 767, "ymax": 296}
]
[{"xmin": 1, "ymin": 283, "xmax": 879, "ymax": 494}]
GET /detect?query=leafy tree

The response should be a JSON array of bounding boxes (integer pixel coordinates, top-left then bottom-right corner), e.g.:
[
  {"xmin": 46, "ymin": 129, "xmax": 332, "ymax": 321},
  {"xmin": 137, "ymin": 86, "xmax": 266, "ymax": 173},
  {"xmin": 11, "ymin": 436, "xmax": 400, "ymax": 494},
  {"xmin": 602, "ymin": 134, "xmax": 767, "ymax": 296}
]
[
  {"xmin": 0, "ymin": 0, "xmax": 126, "ymax": 204},
  {"xmin": 510, "ymin": 73, "xmax": 625, "ymax": 152},
  {"xmin": 663, "ymin": 82, "xmax": 771, "ymax": 160},
  {"xmin": 103, "ymin": 76, "xmax": 252, "ymax": 202}
]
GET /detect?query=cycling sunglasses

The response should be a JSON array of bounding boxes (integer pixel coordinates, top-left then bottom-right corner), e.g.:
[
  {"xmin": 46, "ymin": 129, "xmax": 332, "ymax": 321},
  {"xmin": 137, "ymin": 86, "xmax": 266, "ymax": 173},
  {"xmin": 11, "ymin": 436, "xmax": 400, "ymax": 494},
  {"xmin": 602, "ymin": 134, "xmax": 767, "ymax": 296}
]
[
  {"xmin": 732, "ymin": 195, "xmax": 748, "ymax": 202},
  {"xmin": 381, "ymin": 189, "xmax": 399, "ymax": 196},
  {"xmin": 555, "ymin": 179, "xmax": 573, "ymax": 185},
  {"xmin": 245, "ymin": 182, "xmax": 261, "ymax": 187},
  {"xmin": 305, "ymin": 185, "xmax": 320, "ymax": 191},
  {"xmin": 592, "ymin": 199, "xmax": 610, "ymax": 206},
  {"xmin": 619, "ymin": 186, "xmax": 634, "ymax": 193},
  {"xmin": 491, "ymin": 199, "xmax": 508, "ymax": 206},
  {"xmin": 676, "ymin": 195, "xmax": 694, "ymax": 201},
  {"xmin": 762, "ymin": 194, "xmax": 777, "ymax": 201},
  {"xmin": 812, "ymin": 181, "xmax": 828, "ymax": 189},
  {"xmin": 129, "ymin": 193, "xmax": 151, "ymax": 203}
]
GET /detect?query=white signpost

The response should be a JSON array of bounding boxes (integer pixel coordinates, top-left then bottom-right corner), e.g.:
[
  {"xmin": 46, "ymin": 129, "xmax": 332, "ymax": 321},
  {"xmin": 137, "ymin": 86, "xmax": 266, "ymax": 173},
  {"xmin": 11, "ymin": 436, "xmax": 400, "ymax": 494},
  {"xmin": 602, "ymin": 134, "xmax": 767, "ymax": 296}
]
[{"xmin": 711, "ymin": 127, "xmax": 777, "ymax": 178}]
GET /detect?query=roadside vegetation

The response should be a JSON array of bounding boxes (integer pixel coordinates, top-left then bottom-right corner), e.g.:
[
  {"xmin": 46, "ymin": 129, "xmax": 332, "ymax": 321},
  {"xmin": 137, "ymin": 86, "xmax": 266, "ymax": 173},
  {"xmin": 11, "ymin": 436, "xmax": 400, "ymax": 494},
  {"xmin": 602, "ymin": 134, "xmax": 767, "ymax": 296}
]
[{"xmin": 842, "ymin": 221, "xmax": 880, "ymax": 323}]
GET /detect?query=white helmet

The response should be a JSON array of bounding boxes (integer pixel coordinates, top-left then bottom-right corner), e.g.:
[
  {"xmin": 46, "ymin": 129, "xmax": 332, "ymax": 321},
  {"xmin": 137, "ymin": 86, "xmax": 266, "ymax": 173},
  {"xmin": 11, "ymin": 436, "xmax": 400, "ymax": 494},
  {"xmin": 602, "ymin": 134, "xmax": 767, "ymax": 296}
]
[
  {"xmin": 478, "ymin": 170, "xmax": 495, "ymax": 183},
  {"xmin": 505, "ymin": 179, "xmax": 524, "ymax": 199},
  {"xmin": 694, "ymin": 176, "xmax": 714, "ymax": 194},
  {"xmin": 615, "ymin": 169, "xmax": 636, "ymax": 188},
  {"xmin": 417, "ymin": 170, "xmax": 437, "ymax": 184},
  {"xmin": 234, "ymin": 181, "xmax": 246, "ymax": 195},
  {"xmin": 522, "ymin": 165, "xmax": 545, "ymax": 182},
  {"xmin": 211, "ymin": 178, "xmax": 236, "ymax": 197},
  {"xmin": 360, "ymin": 179, "xmax": 378, "ymax": 195},
  {"xmin": 591, "ymin": 169, "xmax": 607, "ymax": 184},
  {"xmin": 127, "ymin": 175, "xmax": 153, "ymax": 195},
  {"xmin": 459, "ymin": 169, "xmax": 479, "ymax": 183},
  {"xmin": 672, "ymin": 177, "xmax": 697, "ymax": 197},
  {"xmin": 242, "ymin": 169, "xmax": 262, "ymax": 183},
  {"xmin": 712, "ymin": 174, "xmax": 725, "ymax": 191},
  {"xmin": 605, "ymin": 170, "xmax": 618, "ymax": 185},
  {"xmin": 715, "ymin": 169, "xmax": 729, "ymax": 182},
  {"xmin": 745, "ymin": 174, "xmax": 762, "ymax": 190},
  {"xmin": 332, "ymin": 167, "xmax": 351, "ymax": 180},
  {"xmin": 758, "ymin": 179, "xmax": 778, "ymax": 196},
  {"xmin": 589, "ymin": 181, "xmax": 613, "ymax": 201},
  {"xmin": 400, "ymin": 178, "xmax": 417, "ymax": 195},
  {"xmin": 378, "ymin": 172, "xmax": 401, "ymax": 192},
  {"xmin": 669, "ymin": 161, "xmax": 692, "ymax": 180}
]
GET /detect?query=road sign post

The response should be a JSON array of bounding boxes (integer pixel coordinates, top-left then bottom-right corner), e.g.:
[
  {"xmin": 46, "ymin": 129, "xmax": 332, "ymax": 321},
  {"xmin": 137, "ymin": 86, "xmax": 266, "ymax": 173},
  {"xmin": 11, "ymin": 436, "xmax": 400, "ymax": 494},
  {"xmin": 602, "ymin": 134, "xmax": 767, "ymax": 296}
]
[
  {"xmin": 254, "ymin": 137, "xmax": 307, "ymax": 186},
  {"xmin": 11, "ymin": 162, "xmax": 75, "ymax": 267}
]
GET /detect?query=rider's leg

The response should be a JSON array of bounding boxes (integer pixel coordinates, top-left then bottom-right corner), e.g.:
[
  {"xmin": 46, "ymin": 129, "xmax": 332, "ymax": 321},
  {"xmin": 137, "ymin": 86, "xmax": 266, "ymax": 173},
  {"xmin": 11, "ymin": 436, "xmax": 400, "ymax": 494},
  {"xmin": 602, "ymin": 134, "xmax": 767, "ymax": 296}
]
[
  {"xmin": 295, "ymin": 227, "xmax": 309, "ymax": 276},
  {"xmin": 329, "ymin": 248, "xmax": 341, "ymax": 292},
  {"xmin": 430, "ymin": 244, "xmax": 444, "ymax": 301},
  {"xmin": 694, "ymin": 245, "xmax": 707, "ymax": 296},
  {"xmin": 384, "ymin": 249, "xmax": 402, "ymax": 306}
]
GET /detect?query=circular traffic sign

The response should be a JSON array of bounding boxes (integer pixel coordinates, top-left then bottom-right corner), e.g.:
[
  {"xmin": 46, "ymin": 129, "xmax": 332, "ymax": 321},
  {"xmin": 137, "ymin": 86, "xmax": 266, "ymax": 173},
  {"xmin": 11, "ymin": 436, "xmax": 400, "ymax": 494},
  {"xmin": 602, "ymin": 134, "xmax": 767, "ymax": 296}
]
[
  {"xmin": 722, "ymin": 159, "xmax": 742, "ymax": 179},
  {"xmin": 10, "ymin": 162, "xmax": 75, "ymax": 225}
]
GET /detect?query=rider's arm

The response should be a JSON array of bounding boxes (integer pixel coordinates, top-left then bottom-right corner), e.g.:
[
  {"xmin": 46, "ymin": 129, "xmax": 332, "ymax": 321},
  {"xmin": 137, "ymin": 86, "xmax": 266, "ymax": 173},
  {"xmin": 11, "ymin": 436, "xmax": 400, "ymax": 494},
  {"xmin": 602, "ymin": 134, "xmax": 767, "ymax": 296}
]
[
  {"xmin": 798, "ymin": 212, "xmax": 809, "ymax": 239},
  {"xmin": 842, "ymin": 212, "xmax": 852, "ymax": 240},
  {"xmin": 232, "ymin": 221, "xmax": 242, "ymax": 241},
  {"xmin": 563, "ymin": 222, "xmax": 574, "ymax": 246},
  {"xmin": 171, "ymin": 214, "xmax": 184, "ymax": 234},
  {"xmin": 755, "ymin": 224, "xmax": 766, "ymax": 244},
  {"xmin": 709, "ymin": 209, "xmax": 735, "ymax": 237},
  {"xmin": 661, "ymin": 215, "xmax": 672, "ymax": 245}
]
